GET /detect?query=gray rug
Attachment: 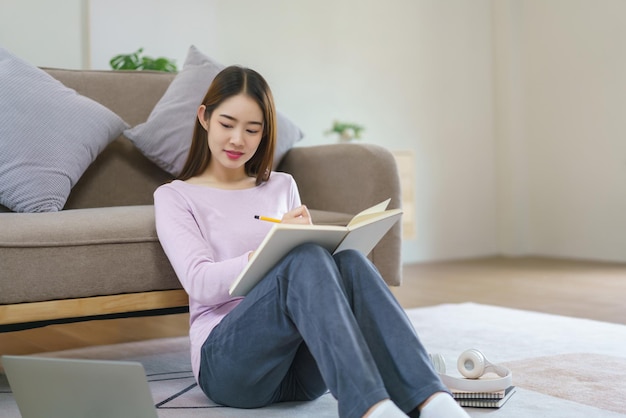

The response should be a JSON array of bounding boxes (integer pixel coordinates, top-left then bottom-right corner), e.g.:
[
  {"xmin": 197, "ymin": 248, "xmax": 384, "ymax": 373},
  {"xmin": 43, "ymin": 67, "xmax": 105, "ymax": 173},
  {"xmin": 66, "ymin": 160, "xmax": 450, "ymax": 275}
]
[{"xmin": 2, "ymin": 303, "xmax": 625, "ymax": 417}]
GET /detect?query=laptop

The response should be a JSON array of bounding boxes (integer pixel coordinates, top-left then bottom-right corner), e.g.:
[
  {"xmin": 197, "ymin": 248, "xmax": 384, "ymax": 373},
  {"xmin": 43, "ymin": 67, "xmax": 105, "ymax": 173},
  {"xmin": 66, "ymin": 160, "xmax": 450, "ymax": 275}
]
[{"xmin": 2, "ymin": 355, "xmax": 158, "ymax": 418}]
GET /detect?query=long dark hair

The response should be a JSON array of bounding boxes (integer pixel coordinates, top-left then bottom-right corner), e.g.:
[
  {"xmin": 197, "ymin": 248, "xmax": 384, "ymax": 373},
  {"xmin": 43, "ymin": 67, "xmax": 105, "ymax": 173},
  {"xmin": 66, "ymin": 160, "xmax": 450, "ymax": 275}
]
[{"xmin": 178, "ymin": 66, "xmax": 276, "ymax": 185}]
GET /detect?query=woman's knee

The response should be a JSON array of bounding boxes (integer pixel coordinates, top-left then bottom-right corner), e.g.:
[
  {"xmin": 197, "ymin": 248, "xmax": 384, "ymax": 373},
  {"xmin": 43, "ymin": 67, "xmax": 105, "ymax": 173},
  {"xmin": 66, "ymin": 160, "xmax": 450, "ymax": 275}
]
[
  {"xmin": 288, "ymin": 242, "xmax": 332, "ymax": 260},
  {"xmin": 333, "ymin": 249, "xmax": 374, "ymax": 275},
  {"xmin": 333, "ymin": 248, "xmax": 366, "ymax": 264},
  {"xmin": 289, "ymin": 245, "xmax": 366, "ymax": 269},
  {"xmin": 282, "ymin": 243, "xmax": 336, "ymax": 275},
  {"xmin": 279, "ymin": 243, "xmax": 342, "ymax": 289}
]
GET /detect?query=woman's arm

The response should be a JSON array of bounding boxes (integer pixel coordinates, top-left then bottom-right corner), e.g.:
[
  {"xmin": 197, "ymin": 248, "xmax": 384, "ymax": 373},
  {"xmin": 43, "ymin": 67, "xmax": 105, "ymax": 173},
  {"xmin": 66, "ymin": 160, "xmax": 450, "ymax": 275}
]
[{"xmin": 154, "ymin": 186, "xmax": 249, "ymax": 306}]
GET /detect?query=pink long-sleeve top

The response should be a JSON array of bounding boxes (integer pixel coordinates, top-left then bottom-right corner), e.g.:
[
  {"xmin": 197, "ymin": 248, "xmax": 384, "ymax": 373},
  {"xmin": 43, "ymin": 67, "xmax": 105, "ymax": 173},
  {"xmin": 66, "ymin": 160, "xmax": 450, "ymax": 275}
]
[{"xmin": 153, "ymin": 172, "xmax": 301, "ymax": 381}]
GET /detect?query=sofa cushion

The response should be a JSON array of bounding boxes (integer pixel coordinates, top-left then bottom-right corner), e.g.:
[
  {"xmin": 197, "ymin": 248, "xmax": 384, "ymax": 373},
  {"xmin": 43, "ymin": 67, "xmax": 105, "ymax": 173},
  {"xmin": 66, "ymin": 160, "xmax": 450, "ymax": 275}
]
[
  {"xmin": 124, "ymin": 45, "xmax": 303, "ymax": 176},
  {"xmin": 0, "ymin": 206, "xmax": 180, "ymax": 304},
  {"xmin": 0, "ymin": 47, "xmax": 128, "ymax": 213}
]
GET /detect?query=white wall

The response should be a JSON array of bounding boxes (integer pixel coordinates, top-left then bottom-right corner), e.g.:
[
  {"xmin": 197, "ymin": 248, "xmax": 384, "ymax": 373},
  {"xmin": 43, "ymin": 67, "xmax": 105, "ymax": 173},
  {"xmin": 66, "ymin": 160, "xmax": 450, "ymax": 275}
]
[
  {"xmin": 494, "ymin": 0, "xmax": 626, "ymax": 262},
  {"xmin": 526, "ymin": 0, "xmax": 626, "ymax": 262},
  {"xmin": 2, "ymin": 0, "xmax": 625, "ymax": 264},
  {"xmin": 493, "ymin": 0, "xmax": 532, "ymax": 256},
  {"xmin": 0, "ymin": 0, "xmax": 87, "ymax": 68},
  {"xmin": 88, "ymin": 0, "xmax": 218, "ymax": 71}
]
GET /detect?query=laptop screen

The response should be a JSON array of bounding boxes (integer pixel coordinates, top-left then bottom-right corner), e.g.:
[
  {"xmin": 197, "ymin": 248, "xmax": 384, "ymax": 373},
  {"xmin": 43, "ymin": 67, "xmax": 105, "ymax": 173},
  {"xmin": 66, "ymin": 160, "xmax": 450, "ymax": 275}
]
[{"xmin": 2, "ymin": 355, "xmax": 158, "ymax": 418}]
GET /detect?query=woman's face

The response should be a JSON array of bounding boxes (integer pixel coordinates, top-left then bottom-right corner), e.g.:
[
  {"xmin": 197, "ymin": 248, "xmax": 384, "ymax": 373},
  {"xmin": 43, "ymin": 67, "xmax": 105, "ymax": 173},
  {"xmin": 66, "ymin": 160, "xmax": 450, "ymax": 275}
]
[{"xmin": 200, "ymin": 93, "xmax": 264, "ymax": 175}]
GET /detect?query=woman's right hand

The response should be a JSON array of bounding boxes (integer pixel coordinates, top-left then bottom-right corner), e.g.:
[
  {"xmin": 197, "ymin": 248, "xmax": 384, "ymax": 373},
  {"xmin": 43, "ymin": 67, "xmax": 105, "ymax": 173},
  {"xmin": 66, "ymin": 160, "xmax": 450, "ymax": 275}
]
[
  {"xmin": 247, "ymin": 206, "xmax": 311, "ymax": 262},
  {"xmin": 281, "ymin": 205, "xmax": 312, "ymax": 225}
]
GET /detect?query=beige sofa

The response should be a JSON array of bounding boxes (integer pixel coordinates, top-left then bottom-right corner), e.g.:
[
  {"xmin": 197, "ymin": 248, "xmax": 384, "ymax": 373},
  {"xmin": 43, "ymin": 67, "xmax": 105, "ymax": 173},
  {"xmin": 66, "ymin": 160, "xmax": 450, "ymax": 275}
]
[{"xmin": 0, "ymin": 68, "xmax": 402, "ymax": 331}]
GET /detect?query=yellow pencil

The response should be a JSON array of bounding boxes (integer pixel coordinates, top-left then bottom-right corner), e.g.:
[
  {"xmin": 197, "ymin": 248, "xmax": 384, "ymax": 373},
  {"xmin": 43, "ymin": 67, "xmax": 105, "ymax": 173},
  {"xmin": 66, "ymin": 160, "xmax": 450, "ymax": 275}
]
[{"xmin": 254, "ymin": 215, "xmax": 282, "ymax": 223}]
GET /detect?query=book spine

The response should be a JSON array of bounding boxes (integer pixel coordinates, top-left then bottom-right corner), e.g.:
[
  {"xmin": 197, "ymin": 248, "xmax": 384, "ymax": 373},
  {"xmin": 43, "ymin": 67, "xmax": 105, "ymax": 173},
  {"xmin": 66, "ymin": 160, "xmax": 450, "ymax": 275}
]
[
  {"xmin": 453, "ymin": 392, "xmax": 504, "ymax": 400},
  {"xmin": 456, "ymin": 388, "xmax": 516, "ymax": 408},
  {"xmin": 456, "ymin": 399, "xmax": 504, "ymax": 408}
]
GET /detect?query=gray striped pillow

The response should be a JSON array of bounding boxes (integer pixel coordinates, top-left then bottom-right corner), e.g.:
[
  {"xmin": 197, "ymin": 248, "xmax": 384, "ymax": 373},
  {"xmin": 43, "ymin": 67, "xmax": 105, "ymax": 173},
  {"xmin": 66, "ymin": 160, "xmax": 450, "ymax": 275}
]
[{"xmin": 0, "ymin": 47, "xmax": 128, "ymax": 213}]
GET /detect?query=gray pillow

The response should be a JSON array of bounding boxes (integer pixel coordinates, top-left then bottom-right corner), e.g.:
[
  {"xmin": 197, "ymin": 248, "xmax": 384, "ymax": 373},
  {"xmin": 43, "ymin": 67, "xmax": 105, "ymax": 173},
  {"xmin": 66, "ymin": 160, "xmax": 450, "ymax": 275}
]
[
  {"xmin": 124, "ymin": 45, "xmax": 303, "ymax": 176},
  {"xmin": 0, "ymin": 47, "xmax": 128, "ymax": 213}
]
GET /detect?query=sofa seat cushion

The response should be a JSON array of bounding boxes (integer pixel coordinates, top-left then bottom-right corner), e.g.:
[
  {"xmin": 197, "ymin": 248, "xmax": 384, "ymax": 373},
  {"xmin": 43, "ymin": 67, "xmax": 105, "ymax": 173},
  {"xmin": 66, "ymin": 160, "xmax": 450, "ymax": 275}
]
[
  {"xmin": 0, "ymin": 206, "xmax": 354, "ymax": 305},
  {"xmin": 0, "ymin": 206, "xmax": 179, "ymax": 304}
]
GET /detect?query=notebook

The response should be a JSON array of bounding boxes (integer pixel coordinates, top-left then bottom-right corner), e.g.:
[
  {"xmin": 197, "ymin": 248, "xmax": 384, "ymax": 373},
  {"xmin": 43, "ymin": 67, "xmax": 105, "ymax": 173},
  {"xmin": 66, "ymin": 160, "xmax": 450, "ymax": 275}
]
[{"xmin": 2, "ymin": 355, "xmax": 158, "ymax": 418}]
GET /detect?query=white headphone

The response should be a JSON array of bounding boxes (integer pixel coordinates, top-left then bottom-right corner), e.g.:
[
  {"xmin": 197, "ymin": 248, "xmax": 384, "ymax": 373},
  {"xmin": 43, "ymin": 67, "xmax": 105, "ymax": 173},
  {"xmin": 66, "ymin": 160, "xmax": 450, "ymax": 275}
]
[{"xmin": 429, "ymin": 349, "xmax": 512, "ymax": 392}]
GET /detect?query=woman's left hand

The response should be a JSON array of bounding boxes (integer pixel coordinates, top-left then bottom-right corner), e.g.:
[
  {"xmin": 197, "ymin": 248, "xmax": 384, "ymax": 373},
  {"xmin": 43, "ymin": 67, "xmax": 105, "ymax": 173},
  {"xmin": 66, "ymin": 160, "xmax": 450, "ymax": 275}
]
[{"xmin": 281, "ymin": 205, "xmax": 313, "ymax": 225}]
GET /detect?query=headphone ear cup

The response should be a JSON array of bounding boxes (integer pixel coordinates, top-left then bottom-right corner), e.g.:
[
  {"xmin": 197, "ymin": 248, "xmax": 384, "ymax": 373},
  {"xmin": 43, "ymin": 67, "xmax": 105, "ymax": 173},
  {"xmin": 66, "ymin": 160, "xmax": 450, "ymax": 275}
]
[
  {"xmin": 428, "ymin": 353, "xmax": 446, "ymax": 374},
  {"xmin": 457, "ymin": 348, "xmax": 486, "ymax": 379},
  {"xmin": 438, "ymin": 349, "xmax": 512, "ymax": 392}
]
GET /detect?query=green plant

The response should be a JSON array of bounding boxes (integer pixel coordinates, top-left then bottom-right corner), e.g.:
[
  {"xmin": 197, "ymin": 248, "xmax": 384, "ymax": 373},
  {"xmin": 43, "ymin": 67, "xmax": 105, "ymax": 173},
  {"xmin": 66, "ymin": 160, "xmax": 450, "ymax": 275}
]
[
  {"xmin": 325, "ymin": 120, "xmax": 365, "ymax": 141},
  {"xmin": 109, "ymin": 48, "xmax": 177, "ymax": 72}
]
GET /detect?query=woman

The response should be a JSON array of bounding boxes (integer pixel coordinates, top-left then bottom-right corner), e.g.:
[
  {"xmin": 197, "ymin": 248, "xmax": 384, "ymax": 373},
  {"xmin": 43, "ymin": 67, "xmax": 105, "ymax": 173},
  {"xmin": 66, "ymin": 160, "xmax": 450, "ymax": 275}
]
[{"xmin": 154, "ymin": 66, "xmax": 469, "ymax": 418}]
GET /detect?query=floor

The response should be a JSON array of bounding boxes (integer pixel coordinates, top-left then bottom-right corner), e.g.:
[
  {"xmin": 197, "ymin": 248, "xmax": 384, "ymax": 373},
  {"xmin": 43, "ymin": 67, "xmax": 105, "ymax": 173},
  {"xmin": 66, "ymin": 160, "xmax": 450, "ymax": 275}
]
[
  {"xmin": 391, "ymin": 256, "xmax": 626, "ymax": 324},
  {"xmin": 1, "ymin": 256, "xmax": 624, "ymax": 356}
]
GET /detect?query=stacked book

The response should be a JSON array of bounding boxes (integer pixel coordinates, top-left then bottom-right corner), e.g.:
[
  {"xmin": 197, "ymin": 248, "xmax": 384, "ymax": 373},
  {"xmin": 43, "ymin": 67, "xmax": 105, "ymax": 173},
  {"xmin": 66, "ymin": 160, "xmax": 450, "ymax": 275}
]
[{"xmin": 452, "ymin": 386, "xmax": 516, "ymax": 408}]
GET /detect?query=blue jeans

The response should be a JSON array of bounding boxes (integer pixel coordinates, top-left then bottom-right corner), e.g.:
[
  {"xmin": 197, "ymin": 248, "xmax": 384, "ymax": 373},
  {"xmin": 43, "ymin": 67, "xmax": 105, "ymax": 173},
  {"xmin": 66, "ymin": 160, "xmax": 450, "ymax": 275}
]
[{"xmin": 198, "ymin": 244, "xmax": 446, "ymax": 418}]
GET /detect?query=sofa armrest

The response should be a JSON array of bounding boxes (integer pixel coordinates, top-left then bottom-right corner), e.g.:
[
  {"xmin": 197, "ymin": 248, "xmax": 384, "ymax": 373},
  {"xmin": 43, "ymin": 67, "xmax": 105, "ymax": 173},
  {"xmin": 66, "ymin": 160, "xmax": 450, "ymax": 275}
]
[
  {"xmin": 278, "ymin": 143, "xmax": 403, "ymax": 285},
  {"xmin": 278, "ymin": 143, "xmax": 401, "ymax": 214}
]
